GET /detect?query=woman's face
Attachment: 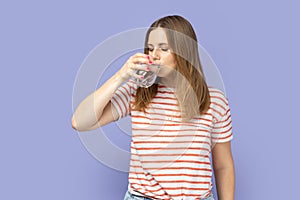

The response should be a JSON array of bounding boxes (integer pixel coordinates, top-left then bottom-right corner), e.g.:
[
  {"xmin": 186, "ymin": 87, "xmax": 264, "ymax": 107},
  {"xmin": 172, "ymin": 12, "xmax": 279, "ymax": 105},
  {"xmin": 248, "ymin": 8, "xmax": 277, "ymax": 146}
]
[{"xmin": 147, "ymin": 28, "xmax": 177, "ymax": 77}]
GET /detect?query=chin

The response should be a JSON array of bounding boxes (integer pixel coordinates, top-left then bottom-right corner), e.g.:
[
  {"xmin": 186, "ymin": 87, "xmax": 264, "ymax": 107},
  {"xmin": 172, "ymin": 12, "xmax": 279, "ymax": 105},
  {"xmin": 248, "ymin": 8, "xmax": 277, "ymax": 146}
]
[{"xmin": 157, "ymin": 68, "xmax": 175, "ymax": 78}]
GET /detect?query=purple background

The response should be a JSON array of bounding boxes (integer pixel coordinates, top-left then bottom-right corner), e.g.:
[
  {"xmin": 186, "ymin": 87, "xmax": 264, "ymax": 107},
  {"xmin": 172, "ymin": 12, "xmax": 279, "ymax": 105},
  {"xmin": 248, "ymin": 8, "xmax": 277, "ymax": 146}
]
[{"xmin": 1, "ymin": 0, "xmax": 300, "ymax": 199}]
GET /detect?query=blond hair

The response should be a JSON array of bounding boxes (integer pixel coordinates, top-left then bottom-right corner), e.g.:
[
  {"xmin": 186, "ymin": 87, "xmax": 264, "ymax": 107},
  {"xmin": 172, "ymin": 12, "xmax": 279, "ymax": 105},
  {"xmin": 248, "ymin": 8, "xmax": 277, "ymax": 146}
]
[{"xmin": 134, "ymin": 15, "xmax": 211, "ymax": 122}]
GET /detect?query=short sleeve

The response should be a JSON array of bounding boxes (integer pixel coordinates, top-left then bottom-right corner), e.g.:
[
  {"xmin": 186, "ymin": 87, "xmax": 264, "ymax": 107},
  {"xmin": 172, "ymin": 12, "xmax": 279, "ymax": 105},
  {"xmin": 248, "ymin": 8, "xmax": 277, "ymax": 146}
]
[
  {"xmin": 210, "ymin": 89, "xmax": 234, "ymax": 143},
  {"xmin": 110, "ymin": 80, "xmax": 135, "ymax": 120}
]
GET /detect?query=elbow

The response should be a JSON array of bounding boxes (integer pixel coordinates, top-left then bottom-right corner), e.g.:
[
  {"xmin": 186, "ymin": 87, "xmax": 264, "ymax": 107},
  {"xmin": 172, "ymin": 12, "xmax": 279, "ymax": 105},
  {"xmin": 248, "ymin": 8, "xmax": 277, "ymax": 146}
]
[
  {"xmin": 213, "ymin": 160, "xmax": 235, "ymax": 172},
  {"xmin": 71, "ymin": 116, "xmax": 79, "ymax": 130},
  {"xmin": 71, "ymin": 116, "xmax": 86, "ymax": 131},
  {"xmin": 71, "ymin": 115, "xmax": 96, "ymax": 132}
]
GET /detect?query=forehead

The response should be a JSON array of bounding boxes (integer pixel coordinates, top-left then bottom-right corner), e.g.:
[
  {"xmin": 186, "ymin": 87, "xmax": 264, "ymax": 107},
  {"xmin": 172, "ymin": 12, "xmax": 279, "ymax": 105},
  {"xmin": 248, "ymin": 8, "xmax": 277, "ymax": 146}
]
[{"xmin": 148, "ymin": 28, "xmax": 168, "ymax": 44}]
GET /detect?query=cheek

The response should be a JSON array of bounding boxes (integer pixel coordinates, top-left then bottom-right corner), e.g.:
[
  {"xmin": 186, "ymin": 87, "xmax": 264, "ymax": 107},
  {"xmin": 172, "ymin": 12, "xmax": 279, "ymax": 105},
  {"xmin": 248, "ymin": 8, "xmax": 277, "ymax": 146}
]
[{"xmin": 162, "ymin": 55, "xmax": 176, "ymax": 68}]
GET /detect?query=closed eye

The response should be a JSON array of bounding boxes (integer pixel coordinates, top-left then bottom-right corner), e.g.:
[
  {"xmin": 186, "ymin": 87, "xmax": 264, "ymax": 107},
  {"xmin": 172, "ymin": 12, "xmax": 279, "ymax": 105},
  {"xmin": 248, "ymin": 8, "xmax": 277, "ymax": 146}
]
[
  {"xmin": 146, "ymin": 46, "xmax": 170, "ymax": 52},
  {"xmin": 147, "ymin": 47, "xmax": 154, "ymax": 51},
  {"xmin": 160, "ymin": 47, "xmax": 170, "ymax": 51}
]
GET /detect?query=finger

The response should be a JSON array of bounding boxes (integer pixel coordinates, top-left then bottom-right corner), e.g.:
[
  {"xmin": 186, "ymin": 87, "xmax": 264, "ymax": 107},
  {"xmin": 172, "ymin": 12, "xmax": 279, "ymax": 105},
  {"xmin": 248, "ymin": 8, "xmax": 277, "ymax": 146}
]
[
  {"xmin": 128, "ymin": 69, "xmax": 145, "ymax": 80},
  {"xmin": 131, "ymin": 57, "xmax": 151, "ymax": 65},
  {"xmin": 132, "ymin": 54, "xmax": 151, "ymax": 62},
  {"xmin": 130, "ymin": 63, "xmax": 151, "ymax": 72}
]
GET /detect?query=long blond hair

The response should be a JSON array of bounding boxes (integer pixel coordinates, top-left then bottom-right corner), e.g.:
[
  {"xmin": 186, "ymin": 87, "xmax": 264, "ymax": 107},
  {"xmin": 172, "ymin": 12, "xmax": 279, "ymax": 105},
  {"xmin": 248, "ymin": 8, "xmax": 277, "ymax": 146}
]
[{"xmin": 133, "ymin": 15, "xmax": 211, "ymax": 121}]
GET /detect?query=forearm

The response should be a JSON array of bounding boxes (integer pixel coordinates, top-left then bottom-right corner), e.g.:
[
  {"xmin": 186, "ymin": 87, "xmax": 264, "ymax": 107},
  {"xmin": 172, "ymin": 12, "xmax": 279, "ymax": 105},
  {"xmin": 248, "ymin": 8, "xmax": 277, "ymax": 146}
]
[
  {"xmin": 72, "ymin": 72, "xmax": 123, "ymax": 131},
  {"xmin": 214, "ymin": 166, "xmax": 235, "ymax": 200}
]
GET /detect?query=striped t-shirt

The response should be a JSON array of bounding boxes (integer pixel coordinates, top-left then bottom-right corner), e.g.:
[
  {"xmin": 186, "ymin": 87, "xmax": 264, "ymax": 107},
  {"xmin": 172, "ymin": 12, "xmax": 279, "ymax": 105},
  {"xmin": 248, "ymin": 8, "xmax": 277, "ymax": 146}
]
[{"xmin": 111, "ymin": 80, "xmax": 233, "ymax": 200}]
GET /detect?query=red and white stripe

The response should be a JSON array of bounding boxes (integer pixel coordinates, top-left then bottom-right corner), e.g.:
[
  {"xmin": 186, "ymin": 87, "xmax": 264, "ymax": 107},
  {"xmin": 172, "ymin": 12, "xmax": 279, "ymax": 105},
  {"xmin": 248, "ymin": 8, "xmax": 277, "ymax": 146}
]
[{"xmin": 111, "ymin": 80, "xmax": 233, "ymax": 199}]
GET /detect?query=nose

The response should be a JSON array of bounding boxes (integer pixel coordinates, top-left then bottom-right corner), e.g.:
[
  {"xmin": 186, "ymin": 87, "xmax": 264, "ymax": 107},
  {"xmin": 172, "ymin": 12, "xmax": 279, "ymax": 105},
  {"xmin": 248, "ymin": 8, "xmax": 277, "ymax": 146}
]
[{"xmin": 149, "ymin": 48, "xmax": 160, "ymax": 61}]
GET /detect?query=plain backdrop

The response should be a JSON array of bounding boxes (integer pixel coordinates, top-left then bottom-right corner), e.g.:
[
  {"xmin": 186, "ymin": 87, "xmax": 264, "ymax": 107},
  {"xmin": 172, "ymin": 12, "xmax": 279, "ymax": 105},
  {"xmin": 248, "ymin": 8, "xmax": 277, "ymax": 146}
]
[{"xmin": 1, "ymin": 0, "xmax": 300, "ymax": 199}]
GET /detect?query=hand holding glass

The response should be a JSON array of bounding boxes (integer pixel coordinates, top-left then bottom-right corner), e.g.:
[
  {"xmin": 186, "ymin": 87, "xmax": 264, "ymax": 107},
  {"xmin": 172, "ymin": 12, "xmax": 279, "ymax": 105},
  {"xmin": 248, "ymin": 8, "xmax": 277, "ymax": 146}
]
[{"xmin": 133, "ymin": 64, "xmax": 160, "ymax": 88}]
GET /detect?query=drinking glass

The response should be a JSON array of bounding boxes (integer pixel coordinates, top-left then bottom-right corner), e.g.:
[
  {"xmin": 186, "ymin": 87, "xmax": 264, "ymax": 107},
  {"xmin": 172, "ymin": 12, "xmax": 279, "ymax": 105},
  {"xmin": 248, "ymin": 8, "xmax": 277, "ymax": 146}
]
[{"xmin": 134, "ymin": 64, "xmax": 160, "ymax": 88}]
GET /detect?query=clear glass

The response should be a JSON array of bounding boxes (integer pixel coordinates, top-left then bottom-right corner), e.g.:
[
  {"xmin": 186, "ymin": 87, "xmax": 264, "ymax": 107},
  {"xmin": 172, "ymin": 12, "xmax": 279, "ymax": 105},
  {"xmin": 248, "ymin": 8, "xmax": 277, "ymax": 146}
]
[{"xmin": 134, "ymin": 64, "xmax": 160, "ymax": 88}]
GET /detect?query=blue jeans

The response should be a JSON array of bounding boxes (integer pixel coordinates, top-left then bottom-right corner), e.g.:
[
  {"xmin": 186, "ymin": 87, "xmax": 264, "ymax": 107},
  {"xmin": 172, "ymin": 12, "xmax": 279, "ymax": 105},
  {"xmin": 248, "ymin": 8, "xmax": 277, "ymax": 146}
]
[{"xmin": 123, "ymin": 190, "xmax": 215, "ymax": 200}]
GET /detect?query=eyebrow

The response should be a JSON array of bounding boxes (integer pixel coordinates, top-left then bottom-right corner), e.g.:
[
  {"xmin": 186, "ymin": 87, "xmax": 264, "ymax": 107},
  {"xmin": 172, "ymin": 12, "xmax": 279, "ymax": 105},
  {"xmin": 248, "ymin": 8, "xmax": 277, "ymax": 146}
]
[{"xmin": 147, "ymin": 43, "xmax": 169, "ymax": 46}]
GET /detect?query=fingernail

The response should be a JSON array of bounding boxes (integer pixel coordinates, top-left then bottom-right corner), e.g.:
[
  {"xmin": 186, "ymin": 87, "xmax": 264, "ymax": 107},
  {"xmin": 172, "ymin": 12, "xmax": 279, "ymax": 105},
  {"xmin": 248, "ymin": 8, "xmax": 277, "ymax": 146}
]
[
  {"xmin": 146, "ymin": 66, "xmax": 150, "ymax": 71},
  {"xmin": 149, "ymin": 61, "xmax": 153, "ymax": 64},
  {"xmin": 140, "ymin": 76, "xmax": 144, "ymax": 79},
  {"xmin": 147, "ymin": 55, "xmax": 150, "ymax": 59}
]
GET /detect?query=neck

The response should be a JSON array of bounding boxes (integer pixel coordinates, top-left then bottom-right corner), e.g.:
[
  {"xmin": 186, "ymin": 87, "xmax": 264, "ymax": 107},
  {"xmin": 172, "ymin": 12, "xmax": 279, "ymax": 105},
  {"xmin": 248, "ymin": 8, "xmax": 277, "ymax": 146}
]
[
  {"xmin": 160, "ymin": 78, "xmax": 175, "ymax": 88},
  {"xmin": 160, "ymin": 71, "xmax": 177, "ymax": 88}
]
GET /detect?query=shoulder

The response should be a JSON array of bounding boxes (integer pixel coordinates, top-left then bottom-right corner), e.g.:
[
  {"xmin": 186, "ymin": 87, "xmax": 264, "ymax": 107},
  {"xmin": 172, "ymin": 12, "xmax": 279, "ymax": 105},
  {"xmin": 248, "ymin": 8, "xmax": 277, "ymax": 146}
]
[
  {"xmin": 208, "ymin": 86, "xmax": 230, "ymax": 116},
  {"xmin": 208, "ymin": 86, "xmax": 228, "ymax": 103}
]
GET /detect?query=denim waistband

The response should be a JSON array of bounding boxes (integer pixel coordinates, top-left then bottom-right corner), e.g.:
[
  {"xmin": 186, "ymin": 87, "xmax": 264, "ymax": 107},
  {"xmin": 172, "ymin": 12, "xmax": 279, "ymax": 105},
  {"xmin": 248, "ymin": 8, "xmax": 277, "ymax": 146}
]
[
  {"xmin": 126, "ymin": 190, "xmax": 153, "ymax": 200},
  {"xmin": 125, "ymin": 190, "xmax": 214, "ymax": 200}
]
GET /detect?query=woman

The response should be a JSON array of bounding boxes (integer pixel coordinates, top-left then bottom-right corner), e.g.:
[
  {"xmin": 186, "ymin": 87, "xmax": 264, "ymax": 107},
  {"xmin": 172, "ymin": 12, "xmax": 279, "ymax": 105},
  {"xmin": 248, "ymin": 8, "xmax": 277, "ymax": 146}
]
[{"xmin": 72, "ymin": 15, "xmax": 235, "ymax": 200}]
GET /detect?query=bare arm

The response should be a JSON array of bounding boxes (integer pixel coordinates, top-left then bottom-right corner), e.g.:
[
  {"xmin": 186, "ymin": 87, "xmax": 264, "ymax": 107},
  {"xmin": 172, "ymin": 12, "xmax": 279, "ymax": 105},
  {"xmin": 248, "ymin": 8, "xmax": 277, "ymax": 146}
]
[
  {"xmin": 71, "ymin": 53, "xmax": 151, "ymax": 131},
  {"xmin": 212, "ymin": 141, "xmax": 235, "ymax": 200},
  {"xmin": 71, "ymin": 73, "xmax": 123, "ymax": 131}
]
